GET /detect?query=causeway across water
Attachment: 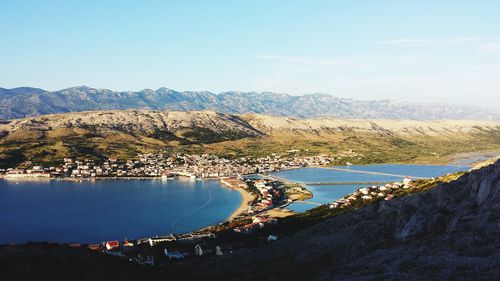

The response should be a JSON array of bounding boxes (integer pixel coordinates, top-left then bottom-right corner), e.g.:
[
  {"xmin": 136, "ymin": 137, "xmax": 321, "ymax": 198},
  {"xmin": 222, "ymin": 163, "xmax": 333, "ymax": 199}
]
[{"xmin": 319, "ymin": 166, "xmax": 428, "ymax": 179}]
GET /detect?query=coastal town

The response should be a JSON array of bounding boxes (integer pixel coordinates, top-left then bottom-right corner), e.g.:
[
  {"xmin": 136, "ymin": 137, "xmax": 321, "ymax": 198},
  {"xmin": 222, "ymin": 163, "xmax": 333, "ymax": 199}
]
[{"xmin": 0, "ymin": 152, "xmax": 336, "ymax": 179}]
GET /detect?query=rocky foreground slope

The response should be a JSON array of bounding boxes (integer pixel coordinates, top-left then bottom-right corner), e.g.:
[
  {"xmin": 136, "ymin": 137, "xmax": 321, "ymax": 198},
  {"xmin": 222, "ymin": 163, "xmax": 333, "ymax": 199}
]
[
  {"xmin": 1, "ymin": 86, "xmax": 499, "ymax": 121},
  {"xmin": 176, "ymin": 160, "xmax": 500, "ymax": 280}
]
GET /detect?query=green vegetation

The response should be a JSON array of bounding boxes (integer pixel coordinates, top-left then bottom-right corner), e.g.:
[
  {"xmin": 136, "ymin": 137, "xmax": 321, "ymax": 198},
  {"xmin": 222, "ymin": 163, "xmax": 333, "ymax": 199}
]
[{"xmin": 283, "ymin": 181, "xmax": 313, "ymax": 201}]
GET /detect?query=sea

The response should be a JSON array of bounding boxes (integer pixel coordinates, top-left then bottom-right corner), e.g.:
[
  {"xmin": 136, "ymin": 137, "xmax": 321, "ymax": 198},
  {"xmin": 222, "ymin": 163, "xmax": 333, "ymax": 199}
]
[
  {"xmin": 0, "ymin": 164, "xmax": 469, "ymax": 243},
  {"xmin": 0, "ymin": 179, "xmax": 241, "ymax": 244}
]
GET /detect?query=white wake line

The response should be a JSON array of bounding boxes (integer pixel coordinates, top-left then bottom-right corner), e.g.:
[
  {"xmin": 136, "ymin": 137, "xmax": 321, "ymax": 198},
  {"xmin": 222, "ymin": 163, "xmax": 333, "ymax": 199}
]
[{"xmin": 170, "ymin": 188, "xmax": 213, "ymax": 232}]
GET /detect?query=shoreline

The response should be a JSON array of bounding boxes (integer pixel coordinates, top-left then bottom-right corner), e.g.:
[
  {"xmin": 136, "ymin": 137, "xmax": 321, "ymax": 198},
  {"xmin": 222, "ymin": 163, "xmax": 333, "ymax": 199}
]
[
  {"xmin": 227, "ymin": 187, "xmax": 254, "ymax": 221},
  {"xmin": 2, "ymin": 158, "xmax": 487, "ymax": 244},
  {"xmin": 1, "ymin": 159, "xmax": 483, "ymax": 246},
  {"xmin": 4, "ymin": 151, "xmax": 494, "ymax": 181}
]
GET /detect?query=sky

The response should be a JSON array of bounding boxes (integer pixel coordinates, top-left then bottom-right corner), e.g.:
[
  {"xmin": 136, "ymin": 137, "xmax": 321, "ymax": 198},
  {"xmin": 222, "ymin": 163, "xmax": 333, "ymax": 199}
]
[{"xmin": 1, "ymin": 0, "xmax": 500, "ymax": 107}]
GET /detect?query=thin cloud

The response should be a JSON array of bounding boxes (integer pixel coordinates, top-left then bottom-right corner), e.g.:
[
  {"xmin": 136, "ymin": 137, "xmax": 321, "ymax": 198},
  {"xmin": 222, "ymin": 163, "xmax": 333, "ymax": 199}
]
[
  {"xmin": 255, "ymin": 54, "xmax": 430, "ymax": 66},
  {"xmin": 254, "ymin": 55, "xmax": 354, "ymax": 66},
  {"xmin": 378, "ymin": 37, "xmax": 476, "ymax": 46},
  {"xmin": 477, "ymin": 43, "xmax": 500, "ymax": 54}
]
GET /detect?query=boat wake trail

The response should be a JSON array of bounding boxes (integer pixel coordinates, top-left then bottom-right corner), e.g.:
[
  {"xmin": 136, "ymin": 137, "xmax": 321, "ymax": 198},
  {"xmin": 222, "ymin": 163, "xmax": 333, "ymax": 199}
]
[{"xmin": 171, "ymin": 188, "xmax": 213, "ymax": 232}]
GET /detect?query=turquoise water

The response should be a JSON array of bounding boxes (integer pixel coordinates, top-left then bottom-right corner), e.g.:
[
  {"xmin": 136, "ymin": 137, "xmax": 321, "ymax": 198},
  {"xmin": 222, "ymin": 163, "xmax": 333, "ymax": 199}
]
[
  {"xmin": 272, "ymin": 164, "xmax": 468, "ymax": 212},
  {"xmin": 0, "ymin": 179, "xmax": 241, "ymax": 244},
  {"xmin": 335, "ymin": 164, "xmax": 468, "ymax": 178}
]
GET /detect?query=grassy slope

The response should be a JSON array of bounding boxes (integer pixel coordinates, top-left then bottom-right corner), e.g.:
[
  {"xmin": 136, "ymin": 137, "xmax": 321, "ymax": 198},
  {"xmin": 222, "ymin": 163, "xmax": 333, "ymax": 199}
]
[
  {"xmin": 1, "ymin": 124, "xmax": 500, "ymax": 168},
  {"xmin": 176, "ymin": 129, "xmax": 500, "ymax": 164}
]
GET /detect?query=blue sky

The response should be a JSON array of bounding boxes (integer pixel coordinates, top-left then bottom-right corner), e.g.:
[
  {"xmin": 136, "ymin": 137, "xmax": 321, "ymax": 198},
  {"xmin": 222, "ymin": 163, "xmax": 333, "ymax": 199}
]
[{"xmin": 1, "ymin": 0, "xmax": 499, "ymax": 107}]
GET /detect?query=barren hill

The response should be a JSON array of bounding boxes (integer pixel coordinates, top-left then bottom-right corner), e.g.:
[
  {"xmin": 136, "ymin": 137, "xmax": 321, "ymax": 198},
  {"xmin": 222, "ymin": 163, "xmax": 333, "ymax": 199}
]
[
  {"xmin": 0, "ymin": 110, "xmax": 262, "ymax": 139},
  {"xmin": 242, "ymin": 114, "xmax": 500, "ymax": 136},
  {"xmin": 0, "ymin": 110, "xmax": 499, "ymax": 168}
]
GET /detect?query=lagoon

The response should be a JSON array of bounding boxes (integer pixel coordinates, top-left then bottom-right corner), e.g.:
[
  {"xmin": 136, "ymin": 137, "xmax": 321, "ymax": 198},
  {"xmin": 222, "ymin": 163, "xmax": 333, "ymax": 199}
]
[
  {"xmin": 0, "ymin": 179, "xmax": 241, "ymax": 244},
  {"xmin": 271, "ymin": 164, "xmax": 468, "ymax": 212}
]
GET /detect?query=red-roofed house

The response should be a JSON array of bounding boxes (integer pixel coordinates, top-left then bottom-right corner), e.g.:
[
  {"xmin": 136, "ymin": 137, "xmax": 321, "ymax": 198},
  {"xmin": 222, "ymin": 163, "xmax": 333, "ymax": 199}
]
[{"xmin": 105, "ymin": 240, "xmax": 120, "ymax": 250}]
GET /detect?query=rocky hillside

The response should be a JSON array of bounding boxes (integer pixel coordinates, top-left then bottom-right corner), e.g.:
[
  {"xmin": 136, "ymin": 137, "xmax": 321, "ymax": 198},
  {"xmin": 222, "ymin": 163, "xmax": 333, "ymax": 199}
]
[
  {"xmin": 243, "ymin": 114, "xmax": 500, "ymax": 136},
  {"xmin": 0, "ymin": 110, "xmax": 264, "ymax": 167},
  {"xmin": 3, "ymin": 110, "xmax": 498, "ymax": 138},
  {"xmin": 0, "ymin": 110, "xmax": 499, "ymax": 168},
  {"xmin": 1, "ymin": 86, "xmax": 499, "ymax": 121},
  {"xmin": 180, "ymin": 160, "xmax": 500, "ymax": 280},
  {"xmin": 0, "ymin": 110, "xmax": 262, "ymax": 141}
]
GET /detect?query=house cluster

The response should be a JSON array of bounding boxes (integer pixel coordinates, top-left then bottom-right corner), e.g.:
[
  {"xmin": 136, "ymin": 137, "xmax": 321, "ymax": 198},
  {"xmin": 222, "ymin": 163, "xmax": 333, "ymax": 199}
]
[
  {"xmin": 85, "ymin": 239, "xmax": 137, "ymax": 253},
  {"xmin": 1, "ymin": 153, "xmax": 336, "ymax": 179},
  {"xmin": 136, "ymin": 232, "xmax": 215, "ymax": 247},
  {"xmin": 328, "ymin": 178, "xmax": 413, "ymax": 210},
  {"xmin": 249, "ymin": 179, "xmax": 286, "ymax": 212},
  {"xmin": 65, "ymin": 155, "xmax": 167, "ymax": 178},
  {"xmin": 233, "ymin": 215, "xmax": 278, "ymax": 234},
  {"xmin": 1, "ymin": 165, "xmax": 51, "ymax": 178},
  {"xmin": 163, "ymin": 153, "xmax": 335, "ymax": 179},
  {"xmin": 79, "ymin": 231, "xmax": 218, "ymax": 265},
  {"xmin": 163, "ymin": 154, "xmax": 256, "ymax": 178},
  {"xmin": 1, "ymin": 155, "xmax": 168, "ymax": 178}
]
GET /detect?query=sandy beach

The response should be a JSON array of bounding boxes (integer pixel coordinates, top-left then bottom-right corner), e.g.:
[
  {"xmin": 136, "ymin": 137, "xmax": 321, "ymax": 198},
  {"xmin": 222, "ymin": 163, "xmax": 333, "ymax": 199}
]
[{"xmin": 228, "ymin": 187, "xmax": 254, "ymax": 220}]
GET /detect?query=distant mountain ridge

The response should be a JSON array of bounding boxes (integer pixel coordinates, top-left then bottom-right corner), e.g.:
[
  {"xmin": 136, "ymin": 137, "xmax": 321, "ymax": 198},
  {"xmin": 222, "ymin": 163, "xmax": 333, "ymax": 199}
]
[{"xmin": 1, "ymin": 86, "xmax": 499, "ymax": 121}]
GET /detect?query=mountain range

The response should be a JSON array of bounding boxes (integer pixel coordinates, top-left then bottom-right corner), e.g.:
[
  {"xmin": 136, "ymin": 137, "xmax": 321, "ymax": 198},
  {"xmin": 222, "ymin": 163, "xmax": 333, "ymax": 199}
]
[{"xmin": 1, "ymin": 86, "xmax": 499, "ymax": 121}]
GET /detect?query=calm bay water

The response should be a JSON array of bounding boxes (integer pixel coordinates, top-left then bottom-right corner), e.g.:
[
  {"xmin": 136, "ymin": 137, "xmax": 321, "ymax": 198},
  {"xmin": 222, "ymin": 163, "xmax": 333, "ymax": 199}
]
[
  {"xmin": 0, "ymin": 164, "xmax": 469, "ymax": 243},
  {"xmin": 272, "ymin": 164, "xmax": 468, "ymax": 212},
  {"xmin": 0, "ymin": 179, "xmax": 241, "ymax": 244}
]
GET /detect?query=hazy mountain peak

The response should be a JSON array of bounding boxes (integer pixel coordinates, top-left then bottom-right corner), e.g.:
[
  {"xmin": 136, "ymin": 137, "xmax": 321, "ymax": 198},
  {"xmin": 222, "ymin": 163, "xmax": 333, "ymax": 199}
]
[
  {"xmin": 0, "ymin": 86, "xmax": 499, "ymax": 121},
  {"xmin": 0, "ymin": 87, "xmax": 46, "ymax": 95},
  {"xmin": 155, "ymin": 87, "xmax": 176, "ymax": 93},
  {"xmin": 61, "ymin": 85, "xmax": 94, "ymax": 91}
]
